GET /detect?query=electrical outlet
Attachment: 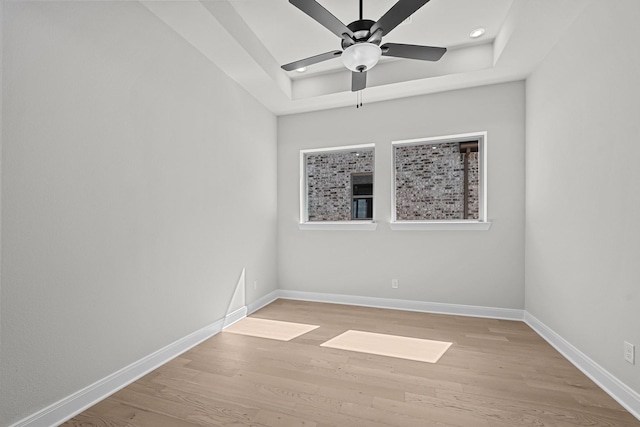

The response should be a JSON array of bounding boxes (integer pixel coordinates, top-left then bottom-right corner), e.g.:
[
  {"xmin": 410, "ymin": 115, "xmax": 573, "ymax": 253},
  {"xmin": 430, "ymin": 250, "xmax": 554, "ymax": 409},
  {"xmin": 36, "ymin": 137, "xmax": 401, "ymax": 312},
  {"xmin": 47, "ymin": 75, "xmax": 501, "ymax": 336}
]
[
  {"xmin": 624, "ymin": 341, "xmax": 635, "ymax": 364},
  {"xmin": 253, "ymin": 281, "xmax": 258, "ymax": 290},
  {"xmin": 391, "ymin": 279, "xmax": 399, "ymax": 289}
]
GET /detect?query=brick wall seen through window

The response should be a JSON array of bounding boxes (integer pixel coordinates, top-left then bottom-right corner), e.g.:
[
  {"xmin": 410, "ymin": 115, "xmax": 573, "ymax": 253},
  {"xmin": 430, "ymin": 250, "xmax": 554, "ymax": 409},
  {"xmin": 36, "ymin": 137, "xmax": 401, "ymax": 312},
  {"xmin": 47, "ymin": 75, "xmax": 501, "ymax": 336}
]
[
  {"xmin": 394, "ymin": 140, "xmax": 480, "ymax": 220},
  {"xmin": 305, "ymin": 148, "xmax": 374, "ymax": 221}
]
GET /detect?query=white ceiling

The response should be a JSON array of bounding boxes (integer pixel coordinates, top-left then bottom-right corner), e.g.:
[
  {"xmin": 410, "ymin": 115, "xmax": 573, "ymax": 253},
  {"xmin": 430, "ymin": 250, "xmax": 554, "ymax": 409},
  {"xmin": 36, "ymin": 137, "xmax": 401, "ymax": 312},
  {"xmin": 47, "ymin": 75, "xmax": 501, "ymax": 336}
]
[
  {"xmin": 141, "ymin": 0, "xmax": 588, "ymax": 115},
  {"xmin": 231, "ymin": 0, "xmax": 513, "ymax": 76}
]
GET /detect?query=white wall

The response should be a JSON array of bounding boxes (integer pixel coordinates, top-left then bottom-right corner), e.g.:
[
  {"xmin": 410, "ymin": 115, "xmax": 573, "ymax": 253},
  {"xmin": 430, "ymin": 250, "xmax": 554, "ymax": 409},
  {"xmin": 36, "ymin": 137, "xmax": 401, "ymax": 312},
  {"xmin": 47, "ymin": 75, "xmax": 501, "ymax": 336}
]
[
  {"xmin": 278, "ymin": 82, "xmax": 525, "ymax": 309},
  {"xmin": 526, "ymin": 0, "xmax": 640, "ymax": 395},
  {"xmin": 0, "ymin": 2, "xmax": 277, "ymax": 425},
  {"xmin": 0, "ymin": 0, "xmax": 4, "ymax": 393}
]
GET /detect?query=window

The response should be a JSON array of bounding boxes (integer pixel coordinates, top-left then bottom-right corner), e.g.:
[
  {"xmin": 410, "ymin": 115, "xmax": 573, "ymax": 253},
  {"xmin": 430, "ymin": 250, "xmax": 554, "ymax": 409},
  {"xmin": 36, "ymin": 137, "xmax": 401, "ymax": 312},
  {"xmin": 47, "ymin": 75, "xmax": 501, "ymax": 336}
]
[
  {"xmin": 392, "ymin": 132, "xmax": 490, "ymax": 230},
  {"xmin": 300, "ymin": 144, "xmax": 375, "ymax": 229},
  {"xmin": 352, "ymin": 173, "xmax": 373, "ymax": 220}
]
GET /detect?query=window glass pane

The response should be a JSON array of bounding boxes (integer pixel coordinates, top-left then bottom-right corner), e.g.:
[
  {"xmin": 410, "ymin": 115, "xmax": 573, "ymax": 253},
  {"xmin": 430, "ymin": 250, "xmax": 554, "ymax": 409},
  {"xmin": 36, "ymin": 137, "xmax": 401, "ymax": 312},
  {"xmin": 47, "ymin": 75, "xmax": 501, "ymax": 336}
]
[
  {"xmin": 353, "ymin": 183, "xmax": 373, "ymax": 196},
  {"xmin": 395, "ymin": 141, "xmax": 479, "ymax": 220},
  {"xmin": 305, "ymin": 149, "xmax": 374, "ymax": 221},
  {"xmin": 352, "ymin": 198, "xmax": 373, "ymax": 219}
]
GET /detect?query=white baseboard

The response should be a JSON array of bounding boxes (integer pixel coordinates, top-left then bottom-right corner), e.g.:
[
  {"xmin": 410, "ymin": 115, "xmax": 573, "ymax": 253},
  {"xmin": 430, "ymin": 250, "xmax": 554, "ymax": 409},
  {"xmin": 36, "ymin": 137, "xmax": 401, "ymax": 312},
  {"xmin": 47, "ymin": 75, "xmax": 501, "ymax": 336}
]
[
  {"xmin": 525, "ymin": 312, "xmax": 640, "ymax": 420},
  {"xmin": 276, "ymin": 289, "xmax": 525, "ymax": 321},
  {"xmin": 10, "ymin": 291, "xmax": 638, "ymax": 426},
  {"xmin": 247, "ymin": 290, "xmax": 280, "ymax": 315},
  {"xmin": 222, "ymin": 306, "xmax": 247, "ymax": 329},
  {"xmin": 273, "ymin": 290, "xmax": 639, "ymax": 421},
  {"xmin": 10, "ymin": 292, "xmax": 279, "ymax": 427},
  {"xmin": 10, "ymin": 307, "xmax": 244, "ymax": 427}
]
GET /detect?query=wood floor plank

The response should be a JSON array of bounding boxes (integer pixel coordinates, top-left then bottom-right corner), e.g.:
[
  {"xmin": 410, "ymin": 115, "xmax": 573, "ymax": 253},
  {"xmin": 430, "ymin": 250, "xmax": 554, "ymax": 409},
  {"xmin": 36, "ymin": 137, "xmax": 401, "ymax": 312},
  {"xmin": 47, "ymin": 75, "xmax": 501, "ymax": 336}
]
[
  {"xmin": 109, "ymin": 387, "xmax": 260, "ymax": 426},
  {"xmin": 435, "ymin": 388, "xmax": 639, "ymax": 427},
  {"xmin": 405, "ymin": 391, "xmax": 557, "ymax": 427},
  {"xmin": 63, "ymin": 402, "xmax": 204, "ymax": 427},
  {"xmin": 287, "ymin": 403, "xmax": 391, "ymax": 427},
  {"xmin": 374, "ymin": 395, "xmax": 493, "ymax": 427},
  {"xmin": 63, "ymin": 300, "xmax": 640, "ymax": 427},
  {"xmin": 340, "ymin": 401, "xmax": 460, "ymax": 427},
  {"xmin": 252, "ymin": 409, "xmax": 317, "ymax": 427}
]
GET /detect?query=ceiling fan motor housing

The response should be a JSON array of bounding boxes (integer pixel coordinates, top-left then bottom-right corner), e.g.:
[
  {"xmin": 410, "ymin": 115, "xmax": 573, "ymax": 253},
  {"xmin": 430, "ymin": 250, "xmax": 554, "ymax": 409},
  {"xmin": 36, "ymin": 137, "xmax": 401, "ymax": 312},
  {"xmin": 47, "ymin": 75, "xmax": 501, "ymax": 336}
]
[{"xmin": 341, "ymin": 19, "xmax": 379, "ymax": 49}]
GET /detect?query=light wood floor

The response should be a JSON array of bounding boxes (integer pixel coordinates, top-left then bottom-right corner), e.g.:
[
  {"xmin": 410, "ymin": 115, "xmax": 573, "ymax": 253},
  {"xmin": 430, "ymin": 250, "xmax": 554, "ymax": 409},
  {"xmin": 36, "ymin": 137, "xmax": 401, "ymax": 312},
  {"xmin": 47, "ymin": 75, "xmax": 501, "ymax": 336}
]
[{"xmin": 63, "ymin": 299, "xmax": 640, "ymax": 426}]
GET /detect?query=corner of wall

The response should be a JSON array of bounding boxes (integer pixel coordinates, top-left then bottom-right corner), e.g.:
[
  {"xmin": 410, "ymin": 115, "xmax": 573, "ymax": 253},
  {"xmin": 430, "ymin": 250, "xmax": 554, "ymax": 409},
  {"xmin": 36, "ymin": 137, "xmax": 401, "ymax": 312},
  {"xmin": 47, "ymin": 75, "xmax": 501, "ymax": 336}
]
[{"xmin": 0, "ymin": 0, "xmax": 5, "ymax": 419}]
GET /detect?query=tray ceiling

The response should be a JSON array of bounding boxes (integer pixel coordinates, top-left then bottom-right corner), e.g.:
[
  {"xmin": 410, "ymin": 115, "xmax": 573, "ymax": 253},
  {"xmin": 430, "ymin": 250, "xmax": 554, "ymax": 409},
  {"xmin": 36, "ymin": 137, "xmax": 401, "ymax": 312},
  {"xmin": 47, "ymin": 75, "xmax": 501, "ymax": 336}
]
[{"xmin": 141, "ymin": 0, "xmax": 587, "ymax": 114}]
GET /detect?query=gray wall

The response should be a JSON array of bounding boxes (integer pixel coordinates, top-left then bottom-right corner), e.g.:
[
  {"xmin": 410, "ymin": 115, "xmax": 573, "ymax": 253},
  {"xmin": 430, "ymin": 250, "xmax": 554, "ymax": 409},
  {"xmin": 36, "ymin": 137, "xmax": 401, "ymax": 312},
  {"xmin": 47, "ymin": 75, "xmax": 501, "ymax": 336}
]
[
  {"xmin": 0, "ymin": 2, "xmax": 277, "ymax": 425},
  {"xmin": 278, "ymin": 82, "xmax": 525, "ymax": 308},
  {"xmin": 526, "ymin": 0, "xmax": 640, "ymax": 394},
  {"xmin": 0, "ymin": 3, "xmax": 4, "ymax": 406}
]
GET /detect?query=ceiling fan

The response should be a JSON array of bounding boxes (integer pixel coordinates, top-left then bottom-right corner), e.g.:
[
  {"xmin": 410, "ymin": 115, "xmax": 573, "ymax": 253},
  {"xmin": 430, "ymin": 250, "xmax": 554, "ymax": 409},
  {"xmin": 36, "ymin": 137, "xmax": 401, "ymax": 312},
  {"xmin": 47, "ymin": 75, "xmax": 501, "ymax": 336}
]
[{"xmin": 281, "ymin": 0, "xmax": 447, "ymax": 92}]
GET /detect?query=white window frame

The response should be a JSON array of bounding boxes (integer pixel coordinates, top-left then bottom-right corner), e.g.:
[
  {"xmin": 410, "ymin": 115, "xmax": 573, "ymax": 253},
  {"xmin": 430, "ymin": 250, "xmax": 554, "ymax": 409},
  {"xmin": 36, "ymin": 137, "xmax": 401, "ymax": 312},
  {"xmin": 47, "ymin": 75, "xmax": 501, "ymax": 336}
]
[
  {"xmin": 391, "ymin": 132, "xmax": 491, "ymax": 231},
  {"xmin": 299, "ymin": 143, "xmax": 377, "ymax": 231}
]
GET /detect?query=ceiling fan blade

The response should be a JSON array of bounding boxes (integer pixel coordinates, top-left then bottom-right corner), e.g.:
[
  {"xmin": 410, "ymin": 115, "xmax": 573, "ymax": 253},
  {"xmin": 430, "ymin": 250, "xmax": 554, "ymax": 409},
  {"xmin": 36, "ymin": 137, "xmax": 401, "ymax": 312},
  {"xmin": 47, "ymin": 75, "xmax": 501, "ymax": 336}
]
[
  {"xmin": 371, "ymin": 0, "xmax": 430, "ymax": 36},
  {"xmin": 381, "ymin": 43, "xmax": 446, "ymax": 61},
  {"xmin": 290, "ymin": 0, "xmax": 354, "ymax": 39},
  {"xmin": 352, "ymin": 70, "xmax": 367, "ymax": 92},
  {"xmin": 281, "ymin": 50, "xmax": 343, "ymax": 71}
]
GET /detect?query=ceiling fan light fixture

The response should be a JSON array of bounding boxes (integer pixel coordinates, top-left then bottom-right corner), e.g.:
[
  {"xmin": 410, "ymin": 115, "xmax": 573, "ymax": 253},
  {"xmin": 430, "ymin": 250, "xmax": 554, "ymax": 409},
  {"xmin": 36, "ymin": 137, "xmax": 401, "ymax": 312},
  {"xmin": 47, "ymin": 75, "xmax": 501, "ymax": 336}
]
[{"xmin": 341, "ymin": 43, "xmax": 382, "ymax": 72}]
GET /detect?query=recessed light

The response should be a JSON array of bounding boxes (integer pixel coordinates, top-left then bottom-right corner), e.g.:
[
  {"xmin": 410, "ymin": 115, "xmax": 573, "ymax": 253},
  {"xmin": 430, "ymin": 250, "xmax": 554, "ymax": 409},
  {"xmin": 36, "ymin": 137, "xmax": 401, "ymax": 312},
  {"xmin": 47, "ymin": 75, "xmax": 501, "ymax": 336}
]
[
  {"xmin": 469, "ymin": 28, "xmax": 485, "ymax": 38},
  {"xmin": 400, "ymin": 16, "xmax": 412, "ymax": 26},
  {"xmin": 296, "ymin": 67, "xmax": 307, "ymax": 73}
]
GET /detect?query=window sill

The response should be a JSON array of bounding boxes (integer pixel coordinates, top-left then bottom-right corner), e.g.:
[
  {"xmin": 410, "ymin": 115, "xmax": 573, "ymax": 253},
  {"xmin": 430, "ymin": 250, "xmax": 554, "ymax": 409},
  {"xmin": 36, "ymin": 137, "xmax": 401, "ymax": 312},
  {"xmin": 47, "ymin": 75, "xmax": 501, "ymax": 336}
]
[
  {"xmin": 390, "ymin": 220, "xmax": 492, "ymax": 231},
  {"xmin": 298, "ymin": 221, "xmax": 378, "ymax": 231}
]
